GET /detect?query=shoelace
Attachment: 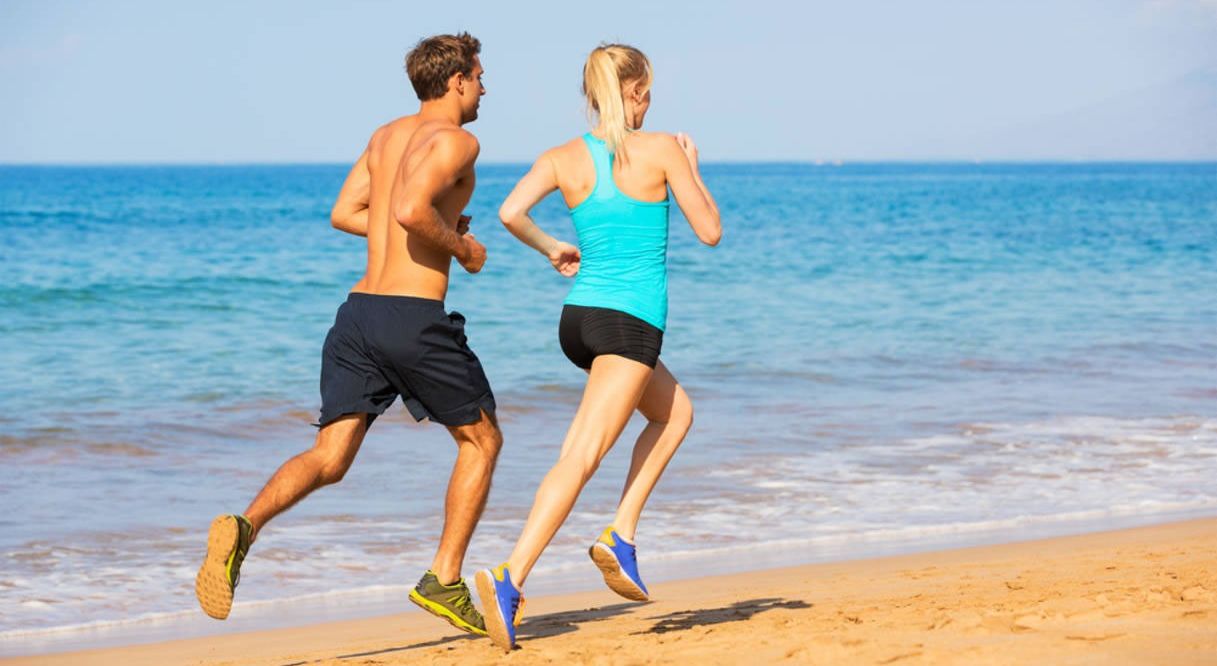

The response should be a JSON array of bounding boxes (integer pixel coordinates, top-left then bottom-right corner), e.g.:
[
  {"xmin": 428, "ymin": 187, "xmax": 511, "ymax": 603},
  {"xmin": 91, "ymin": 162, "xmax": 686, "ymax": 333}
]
[
  {"xmin": 511, "ymin": 595, "xmax": 526, "ymax": 627},
  {"xmin": 448, "ymin": 587, "xmax": 478, "ymax": 616}
]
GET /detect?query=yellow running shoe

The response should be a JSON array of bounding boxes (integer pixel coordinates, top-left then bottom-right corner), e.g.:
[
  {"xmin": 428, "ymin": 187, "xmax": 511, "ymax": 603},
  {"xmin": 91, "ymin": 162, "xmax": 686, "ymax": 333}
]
[
  {"xmin": 194, "ymin": 514, "xmax": 253, "ymax": 620},
  {"xmin": 408, "ymin": 570, "xmax": 487, "ymax": 636}
]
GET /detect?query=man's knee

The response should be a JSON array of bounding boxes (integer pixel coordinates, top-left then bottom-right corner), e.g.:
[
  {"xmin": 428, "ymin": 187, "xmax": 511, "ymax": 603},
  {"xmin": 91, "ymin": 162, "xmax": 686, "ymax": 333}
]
[
  {"xmin": 471, "ymin": 423, "xmax": 503, "ymax": 459},
  {"xmin": 452, "ymin": 409, "xmax": 503, "ymax": 458},
  {"xmin": 316, "ymin": 456, "xmax": 352, "ymax": 485},
  {"xmin": 311, "ymin": 416, "xmax": 364, "ymax": 485}
]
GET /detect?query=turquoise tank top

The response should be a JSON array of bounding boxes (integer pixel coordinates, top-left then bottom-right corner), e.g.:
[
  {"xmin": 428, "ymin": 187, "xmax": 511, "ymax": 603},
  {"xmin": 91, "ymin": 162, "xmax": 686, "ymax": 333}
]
[{"xmin": 564, "ymin": 133, "xmax": 671, "ymax": 331}]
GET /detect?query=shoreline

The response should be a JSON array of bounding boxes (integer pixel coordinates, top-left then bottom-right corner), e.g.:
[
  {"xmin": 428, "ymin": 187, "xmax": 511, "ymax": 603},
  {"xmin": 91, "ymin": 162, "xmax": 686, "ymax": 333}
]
[
  {"xmin": 10, "ymin": 516, "xmax": 1215, "ymax": 665},
  {"xmin": 6, "ymin": 505, "xmax": 1213, "ymax": 657}
]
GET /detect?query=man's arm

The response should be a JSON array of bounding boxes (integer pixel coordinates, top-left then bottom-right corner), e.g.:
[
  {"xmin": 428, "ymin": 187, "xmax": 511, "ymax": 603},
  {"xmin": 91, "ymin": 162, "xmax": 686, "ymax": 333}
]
[
  {"xmin": 331, "ymin": 148, "xmax": 371, "ymax": 237},
  {"xmin": 392, "ymin": 131, "xmax": 484, "ymax": 272}
]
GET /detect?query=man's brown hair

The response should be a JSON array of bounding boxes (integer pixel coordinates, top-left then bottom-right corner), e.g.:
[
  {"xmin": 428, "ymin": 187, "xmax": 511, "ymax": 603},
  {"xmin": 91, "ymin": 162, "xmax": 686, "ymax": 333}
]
[{"xmin": 405, "ymin": 33, "xmax": 482, "ymax": 102}]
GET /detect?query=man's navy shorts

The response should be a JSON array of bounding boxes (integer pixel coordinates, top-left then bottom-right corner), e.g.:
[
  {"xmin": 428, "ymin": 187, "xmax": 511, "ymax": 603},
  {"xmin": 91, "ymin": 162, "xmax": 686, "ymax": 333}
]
[{"xmin": 317, "ymin": 293, "xmax": 495, "ymax": 428}]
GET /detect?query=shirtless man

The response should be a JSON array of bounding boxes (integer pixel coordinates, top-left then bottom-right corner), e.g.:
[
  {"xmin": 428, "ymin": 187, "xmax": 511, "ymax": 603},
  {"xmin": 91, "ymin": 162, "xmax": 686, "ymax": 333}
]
[{"xmin": 194, "ymin": 33, "xmax": 497, "ymax": 636}]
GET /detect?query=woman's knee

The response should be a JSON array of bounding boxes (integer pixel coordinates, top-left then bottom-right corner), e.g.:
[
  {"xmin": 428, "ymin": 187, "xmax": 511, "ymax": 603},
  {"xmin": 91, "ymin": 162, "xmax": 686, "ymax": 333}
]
[
  {"xmin": 652, "ymin": 389, "xmax": 694, "ymax": 433},
  {"xmin": 558, "ymin": 446, "xmax": 604, "ymax": 482}
]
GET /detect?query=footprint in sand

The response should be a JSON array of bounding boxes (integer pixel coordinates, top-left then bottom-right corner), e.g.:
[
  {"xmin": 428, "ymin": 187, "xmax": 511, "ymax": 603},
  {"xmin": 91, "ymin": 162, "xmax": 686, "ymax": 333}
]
[
  {"xmin": 1066, "ymin": 633, "xmax": 1126, "ymax": 642},
  {"xmin": 1180, "ymin": 585, "xmax": 1211, "ymax": 602}
]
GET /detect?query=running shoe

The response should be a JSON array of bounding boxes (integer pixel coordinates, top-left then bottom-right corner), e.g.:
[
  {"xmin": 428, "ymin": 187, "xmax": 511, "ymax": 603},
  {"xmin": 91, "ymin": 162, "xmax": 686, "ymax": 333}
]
[
  {"xmin": 475, "ymin": 563, "xmax": 525, "ymax": 652},
  {"xmin": 589, "ymin": 527, "xmax": 649, "ymax": 601},
  {"xmin": 195, "ymin": 514, "xmax": 254, "ymax": 620},
  {"xmin": 408, "ymin": 570, "xmax": 487, "ymax": 635}
]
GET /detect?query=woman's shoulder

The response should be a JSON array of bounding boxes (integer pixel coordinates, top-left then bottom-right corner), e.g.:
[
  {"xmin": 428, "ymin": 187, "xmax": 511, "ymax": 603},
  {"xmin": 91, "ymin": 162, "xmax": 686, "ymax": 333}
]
[
  {"xmin": 626, "ymin": 131, "xmax": 681, "ymax": 159},
  {"xmin": 541, "ymin": 136, "xmax": 593, "ymax": 161},
  {"xmin": 629, "ymin": 131, "xmax": 679, "ymax": 147}
]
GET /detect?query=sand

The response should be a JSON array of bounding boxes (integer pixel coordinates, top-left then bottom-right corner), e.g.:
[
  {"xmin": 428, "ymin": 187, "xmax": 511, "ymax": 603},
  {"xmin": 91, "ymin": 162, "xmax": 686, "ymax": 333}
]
[{"xmin": 12, "ymin": 517, "xmax": 1216, "ymax": 665}]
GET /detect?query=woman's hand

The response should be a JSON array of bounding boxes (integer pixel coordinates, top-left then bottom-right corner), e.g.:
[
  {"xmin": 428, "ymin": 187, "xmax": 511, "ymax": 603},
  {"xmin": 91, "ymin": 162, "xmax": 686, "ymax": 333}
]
[
  {"xmin": 548, "ymin": 241, "xmax": 581, "ymax": 277},
  {"xmin": 676, "ymin": 132, "xmax": 699, "ymax": 169}
]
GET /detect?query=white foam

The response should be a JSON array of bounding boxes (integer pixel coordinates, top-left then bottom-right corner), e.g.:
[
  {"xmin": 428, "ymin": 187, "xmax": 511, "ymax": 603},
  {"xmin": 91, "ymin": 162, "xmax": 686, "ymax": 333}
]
[{"xmin": 4, "ymin": 413, "xmax": 1215, "ymax": 650}]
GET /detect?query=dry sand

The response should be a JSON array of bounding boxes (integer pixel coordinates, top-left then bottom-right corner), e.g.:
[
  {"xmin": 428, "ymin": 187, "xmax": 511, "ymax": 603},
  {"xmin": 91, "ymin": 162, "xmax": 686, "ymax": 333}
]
[{"xmin": 13, "ymin": 517, "xmax": 1216, "ymax": 665}]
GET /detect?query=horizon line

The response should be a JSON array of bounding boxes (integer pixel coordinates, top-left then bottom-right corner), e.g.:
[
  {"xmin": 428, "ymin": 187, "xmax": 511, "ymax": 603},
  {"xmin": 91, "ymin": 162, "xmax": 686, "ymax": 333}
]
[{"xmin": 2, "ymin": 159, "xmax": 1216, "ymax": 168}]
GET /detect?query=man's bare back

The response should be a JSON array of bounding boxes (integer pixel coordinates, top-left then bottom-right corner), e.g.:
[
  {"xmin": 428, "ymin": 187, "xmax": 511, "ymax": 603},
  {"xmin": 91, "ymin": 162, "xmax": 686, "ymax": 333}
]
[
  {"xmin": 330, "ymin": 50, "xmax": 487, "ymax": 301},
  {"xmin": 335, "ymin": 118, "xmax": 483, "ymax": 301}
]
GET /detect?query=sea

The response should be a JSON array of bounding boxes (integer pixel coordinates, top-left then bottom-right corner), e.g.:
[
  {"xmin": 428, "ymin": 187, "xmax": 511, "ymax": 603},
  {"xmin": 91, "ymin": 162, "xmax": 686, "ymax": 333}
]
[{"xmin": 1, "ymin": 162, "xmax": 1214, "ymax": 655}]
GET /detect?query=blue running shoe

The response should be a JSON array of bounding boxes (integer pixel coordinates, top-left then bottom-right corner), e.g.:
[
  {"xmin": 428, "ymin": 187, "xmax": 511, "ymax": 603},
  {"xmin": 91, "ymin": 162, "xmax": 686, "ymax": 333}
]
[
  {"xmin": 589, "ymin": 527, "xmax": 649, "ymax": 601},
  {"xmin": 474, "ymin": 563, "xmax": 524, "ymax": 652}
]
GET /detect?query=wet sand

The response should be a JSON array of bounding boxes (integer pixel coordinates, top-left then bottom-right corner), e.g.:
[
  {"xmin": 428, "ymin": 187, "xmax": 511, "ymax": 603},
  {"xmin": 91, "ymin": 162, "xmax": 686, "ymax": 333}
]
[{"xmin": 14, "ymin": 517, "xmax": 1216, "ymax": 665}]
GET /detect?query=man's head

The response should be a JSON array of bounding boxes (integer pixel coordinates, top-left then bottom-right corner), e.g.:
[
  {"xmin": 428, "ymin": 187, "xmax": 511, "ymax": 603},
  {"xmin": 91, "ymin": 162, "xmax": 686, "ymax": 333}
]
[{"xmin": 405, "ymin": 33, "xmax": 485, "ymax": 123}]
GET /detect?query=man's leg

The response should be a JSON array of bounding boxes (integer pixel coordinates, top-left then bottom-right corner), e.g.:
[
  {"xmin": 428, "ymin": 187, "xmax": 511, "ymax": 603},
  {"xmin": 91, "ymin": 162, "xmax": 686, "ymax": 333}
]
[
  {"xmin": 197, "ymin": 413, "xmax": 368, "ymax": 619},
  {"xmin": 243, "ymin": 412, "xmax": 369, "ymax": 539},
  {"xmin": 407, "ymin": 408, "xmax": 501, "ymax": 636},
  {"xmin": 430, "ymin": 409, "xmax": 503, "ymax": 584}
]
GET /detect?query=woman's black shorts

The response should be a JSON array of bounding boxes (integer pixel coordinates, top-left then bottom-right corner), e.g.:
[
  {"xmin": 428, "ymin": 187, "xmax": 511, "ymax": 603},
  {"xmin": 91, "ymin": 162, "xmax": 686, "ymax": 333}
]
[{"xmin": 558, "ymin": 304, "xmax": 663, "ymax": 370}]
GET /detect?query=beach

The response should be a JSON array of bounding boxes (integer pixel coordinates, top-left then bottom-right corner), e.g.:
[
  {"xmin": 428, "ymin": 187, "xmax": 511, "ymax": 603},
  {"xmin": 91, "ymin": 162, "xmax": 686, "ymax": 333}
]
[
  {"xmin": 14, "ymin": 517, "xmax": 1215, "ymax": 665},
  {"xmin": 5, "ymin": 1, "xmax": 1216, "ymax": 661}
]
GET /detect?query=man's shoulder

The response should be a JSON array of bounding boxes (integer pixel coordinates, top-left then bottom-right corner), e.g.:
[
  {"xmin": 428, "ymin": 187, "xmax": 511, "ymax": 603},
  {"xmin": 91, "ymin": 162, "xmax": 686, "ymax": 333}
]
[
  {"xmin": 369, "ymin": 115, "xmax": 420, "ymax": 148},
  {"xmin": 429, "ymin": 125, "xmax": 479, "ymax": 153}
]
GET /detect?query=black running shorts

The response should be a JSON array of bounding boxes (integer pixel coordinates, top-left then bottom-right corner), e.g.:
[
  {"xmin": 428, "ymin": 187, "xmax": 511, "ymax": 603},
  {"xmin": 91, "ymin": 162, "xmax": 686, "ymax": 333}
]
[
  {"xmin": 558, "ymin": 304, "xmax": 663, "ymax": 370},
  {"xmin": 317, "ymin": 293, "xmax": 495, "ymax": 428}
]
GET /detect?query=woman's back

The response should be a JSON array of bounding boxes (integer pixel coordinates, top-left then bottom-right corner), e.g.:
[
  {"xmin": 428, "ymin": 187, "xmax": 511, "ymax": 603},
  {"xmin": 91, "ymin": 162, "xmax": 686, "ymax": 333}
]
[
  {"xmin": 552, "ymin": 132, "xmax": 672, "ymax": 331},
  {"xmin": 549, "ymin": 131, "xmax": 671, "ymax": 207}
]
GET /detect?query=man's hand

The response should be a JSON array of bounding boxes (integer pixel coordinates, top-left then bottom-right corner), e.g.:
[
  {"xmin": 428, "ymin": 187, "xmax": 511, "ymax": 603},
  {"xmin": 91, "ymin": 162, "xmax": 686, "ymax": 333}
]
[
  {"xmin": 459, "ymin": 233, "xmax": 487, "ymax": 273},
  {"xmin": 547, "ymin": 241, "xmax": 581, "ymax": 277},
  {"xmin": 457, "ymin": 214, "xmax": 471, "ymax": 235}
]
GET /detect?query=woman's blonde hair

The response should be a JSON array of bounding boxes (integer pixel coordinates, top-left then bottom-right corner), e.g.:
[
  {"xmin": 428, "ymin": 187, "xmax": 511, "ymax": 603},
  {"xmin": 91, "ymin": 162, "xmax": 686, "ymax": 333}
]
[{"xmin": 582, "ymin": 44, "xmax": 652, "ymax": 161}]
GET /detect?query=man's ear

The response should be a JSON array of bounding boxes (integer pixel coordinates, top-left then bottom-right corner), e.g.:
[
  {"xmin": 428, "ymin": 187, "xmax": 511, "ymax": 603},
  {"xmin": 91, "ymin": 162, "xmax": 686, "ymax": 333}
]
[{"xmin": 451, "ymin": 72, "xmax": 465, "ymax": 96}]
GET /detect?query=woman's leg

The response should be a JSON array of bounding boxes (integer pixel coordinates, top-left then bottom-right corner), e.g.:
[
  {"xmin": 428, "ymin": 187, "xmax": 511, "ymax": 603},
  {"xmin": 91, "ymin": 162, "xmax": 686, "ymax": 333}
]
[
  {"xmin": 504, "ymin": 354, "xmax": 654, "ymax": 586},
  {"xmin": 612, "ymin": 360, "xmax": 693, "ymax": 540}
]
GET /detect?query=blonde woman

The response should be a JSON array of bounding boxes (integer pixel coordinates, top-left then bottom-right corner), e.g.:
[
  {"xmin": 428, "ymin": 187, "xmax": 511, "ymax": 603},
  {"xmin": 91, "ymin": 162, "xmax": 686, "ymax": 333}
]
[{"xmin": 476, "ymin": 43, "xmax": 721, "ymax": 651}]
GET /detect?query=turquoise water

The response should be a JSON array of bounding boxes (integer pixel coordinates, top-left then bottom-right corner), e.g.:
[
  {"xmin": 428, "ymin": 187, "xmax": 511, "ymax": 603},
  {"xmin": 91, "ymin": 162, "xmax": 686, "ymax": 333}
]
[{"xmin": 1, "ymin": 163, "xmax": 1215, "ymax": 649}]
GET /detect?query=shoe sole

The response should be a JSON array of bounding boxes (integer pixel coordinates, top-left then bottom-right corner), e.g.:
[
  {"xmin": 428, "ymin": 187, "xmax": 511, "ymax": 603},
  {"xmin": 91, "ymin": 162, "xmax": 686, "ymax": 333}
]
[
  {"xmin": 589, "ymin": 543, "xmax": 649, "ymax": 601},
  {"xmin": 408, "ymin": 588, "xmax": 488, "ymax": 636},
  {"xmin": 474, "ymin": 569, "xmax": 514, "ymax": 652},
  {"xmin": 195, "ymin": 515, "xmax": 238, "ymax": 620}
]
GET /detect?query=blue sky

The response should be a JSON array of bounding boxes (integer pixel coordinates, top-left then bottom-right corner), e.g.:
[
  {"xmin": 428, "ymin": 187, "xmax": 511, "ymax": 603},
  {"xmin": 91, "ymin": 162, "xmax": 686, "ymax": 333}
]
[{"xmin": 2, "ymin": 0, "xmax": 1215, "ymax": 162}]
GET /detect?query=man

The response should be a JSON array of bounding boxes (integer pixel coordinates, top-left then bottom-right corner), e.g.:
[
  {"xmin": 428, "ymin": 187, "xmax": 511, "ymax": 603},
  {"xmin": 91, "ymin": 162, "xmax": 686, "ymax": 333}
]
[{"xmin": 195, "ymin": 32, "xmax": 498, "ymax": 636}]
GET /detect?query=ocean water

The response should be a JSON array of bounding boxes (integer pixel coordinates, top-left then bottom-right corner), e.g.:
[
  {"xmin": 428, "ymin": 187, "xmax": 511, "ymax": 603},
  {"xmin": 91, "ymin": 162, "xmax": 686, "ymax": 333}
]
[{"xmin": 1, "ymin": 162, "xmax": 1215, "ymax": 653}]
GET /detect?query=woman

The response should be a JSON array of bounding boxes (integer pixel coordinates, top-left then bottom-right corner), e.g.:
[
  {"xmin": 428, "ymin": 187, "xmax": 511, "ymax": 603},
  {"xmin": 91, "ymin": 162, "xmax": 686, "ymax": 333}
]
[{"xmin": 476, "ymin": 43, "xmax": 721, "ymax": 651}]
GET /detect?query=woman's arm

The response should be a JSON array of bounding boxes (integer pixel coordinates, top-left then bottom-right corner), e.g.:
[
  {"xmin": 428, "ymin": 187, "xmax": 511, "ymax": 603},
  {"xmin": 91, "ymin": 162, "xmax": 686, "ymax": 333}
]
[
  {"xmin": 663, "ymin": 133, "xmax": 722, "ymax": 246},
  {"xmin": 499, "ymin": 153, "xmax": 581, "ymax": 276}
]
